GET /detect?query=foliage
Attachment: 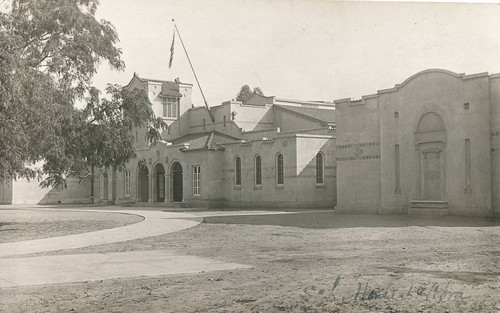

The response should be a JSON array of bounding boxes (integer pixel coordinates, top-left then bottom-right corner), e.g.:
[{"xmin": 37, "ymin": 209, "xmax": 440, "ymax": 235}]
[
  {"xmin": 235, "ymin": 84, "xmax": 264, "ymax": 102},
  {"xmin": 0, "ymin": 0, "xmax": 166, "ymax": 188},
  {"xmin": 40, "ymin": 86, "xmax": 167, "ymax": 188}
]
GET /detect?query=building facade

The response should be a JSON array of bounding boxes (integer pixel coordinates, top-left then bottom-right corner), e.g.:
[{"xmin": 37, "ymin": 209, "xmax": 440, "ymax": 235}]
[
  {"xmin": 44, "ymin": 73, "xmax": 337, "ymax": 209},
  {"xmin": 117, "ymin": 74, "xmax": 336, "ymax": 208},
  {"xmin": 335, "ymin": 69, "xmax": 499, "ymax": 216},
  {"xmin": 40, "ymin": 69, "xmax": 500, "ymax": 216}
]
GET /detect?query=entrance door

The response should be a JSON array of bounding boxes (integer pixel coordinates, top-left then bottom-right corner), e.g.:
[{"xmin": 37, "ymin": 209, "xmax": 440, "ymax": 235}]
[
  {"xmin": 418, "ymin": 143, "xmax": 445, "ymax": 200},
  {"xmin": 137, "ymin": 165, "xmax": 149, "ymax": 202},
  {"xmin": 172, "ymin": 162, "xmax": 183, "ymax": 202},
  {"xmin": 415, "ymin": 112, "xmax": 446, "ymax": 201}
]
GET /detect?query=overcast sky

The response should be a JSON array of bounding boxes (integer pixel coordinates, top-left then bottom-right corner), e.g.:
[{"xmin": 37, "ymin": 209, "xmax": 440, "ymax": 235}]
[{"xmin": 92, "ymin": 0, "xmax": 500, "ymax": 106}]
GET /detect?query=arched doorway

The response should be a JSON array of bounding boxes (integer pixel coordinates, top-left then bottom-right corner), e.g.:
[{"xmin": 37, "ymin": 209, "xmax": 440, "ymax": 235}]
[
  {"xmin": 415, "ymin": 112, "xmax": 446, "ymax": 200},
  {"xmin": 137, "ymin": 164, "xmax": 149, "ymax": 202},
  {"xmin": 171, "ymin": 162, "xmax": 183, "ymax": 202},
  {"xmin": 154, "ymin": 163, "xmax": 165, "ymax": 202}
]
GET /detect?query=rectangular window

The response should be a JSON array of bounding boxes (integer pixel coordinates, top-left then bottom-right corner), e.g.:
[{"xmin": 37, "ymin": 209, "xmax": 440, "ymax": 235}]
[
  {"xmin": 223, "ymin": 115, "xmax": 227, "ymax": 128},
  {"xmin": 395, "ymin": 145, "xmax": 401, "ymax": 194},
  {"xmin": 162, "ymin": 97, "xmax": 178, "ymax": 118},
  {"xmin": 193, "ymin": 166, "xmax": 201, "ymax": 196},
  {"xmin": 125, "ymin": 170, "xmax": 131, "ymax": 196},
  {"xmin": 203, "ymin": 119, "xmax": 206, "ymax": 130}
]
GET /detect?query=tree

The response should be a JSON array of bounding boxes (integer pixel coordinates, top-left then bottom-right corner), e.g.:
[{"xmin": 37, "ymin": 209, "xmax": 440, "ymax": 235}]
[
  {"xmin": 41, "ymin": 85, "xmax": 166, "ymax": 202},
  {"xmin": 236, "ymin": 84, "xmax": 264, "ymax": 102},
  {"xmin": 0, "ymin": 0, "xmax": 165, "ymax": 191}
]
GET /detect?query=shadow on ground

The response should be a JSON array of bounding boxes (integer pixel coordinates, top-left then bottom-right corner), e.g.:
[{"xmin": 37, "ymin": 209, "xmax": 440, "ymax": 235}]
[{"xmin": 203, "ymin": 211, "xmax": 500, "ymax": 229}]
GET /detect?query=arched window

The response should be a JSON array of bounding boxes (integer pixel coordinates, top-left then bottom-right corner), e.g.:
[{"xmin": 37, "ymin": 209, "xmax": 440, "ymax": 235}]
[
  {"xmin": 255, "ymin": 155, "xmax": 262, "ymax": 186},
  {"xmin": 276, "ymin": 153, "xmax": 284, "ymax": 185},
  {"xmin": 316, "ymin": 152, "xmax": 324, "ymax": 184},
  {"xmin": 417, "ymin": 112, "xmax": 444, "ymax": 132},
  {"xmin": 235, "ymin": 156, "xmax": 242, "ymax": 186}
]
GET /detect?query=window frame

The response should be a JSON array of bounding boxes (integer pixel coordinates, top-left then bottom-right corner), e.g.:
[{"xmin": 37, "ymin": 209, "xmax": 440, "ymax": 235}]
[
  {"xmin": 162, "ymin": 97, "xmax": 179, "ymax": 118},
  {"xmin": 255, "ymin": 155, "xmax": 262, "ymax": 186},
  {"xmin": 276, "ymin": 153, "xmax": 284, "ymax": 186},
  {"xmin": 193, "ymin": 165, "xmax": 201, "ymax": 196},
  {"xmin": 124, "ymin": 170, "xmax": 131, "ymax": 196},
  {"xmin": 316, "ymin": 152, "xmax": 325, "ymax": 185},
  {"xmin": 235, "ymin": 156, "xmax": 242, "ymax": 186}
]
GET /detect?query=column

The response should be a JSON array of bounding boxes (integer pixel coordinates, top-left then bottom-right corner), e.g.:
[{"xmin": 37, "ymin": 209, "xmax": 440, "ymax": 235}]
[
  {"xmin": 111, "ymin": 168, "xmax": 116, "ymax": 203},
  {"xmin": 164, "ymin": 174, "xmax": 170, "ymax": 203},
  {"xmin": 148, "ymin": 174, "xmax": 154, "ymax": 203}
]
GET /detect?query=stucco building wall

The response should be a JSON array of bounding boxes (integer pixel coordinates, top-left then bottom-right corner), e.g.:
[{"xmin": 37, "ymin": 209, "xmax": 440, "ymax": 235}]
[
  {"xmin": 335, "ymin": 96, "xmax": 381, "ymax": 213},
  {"xmin": 489, "ymin": 74, "xmax": 500, "ymax": 216},
  {"xmin": 0, "ymin": 181, "xmax": 13, "ymax": 204},
  {"xmin": 336, "ymin": 69, "xmax": 497, "ymax": 216}
]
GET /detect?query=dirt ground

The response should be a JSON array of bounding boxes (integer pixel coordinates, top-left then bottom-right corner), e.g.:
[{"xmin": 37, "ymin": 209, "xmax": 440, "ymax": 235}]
[{"xmin": 0, "ymin": 208, "xmax": 499, "ymax": 313}]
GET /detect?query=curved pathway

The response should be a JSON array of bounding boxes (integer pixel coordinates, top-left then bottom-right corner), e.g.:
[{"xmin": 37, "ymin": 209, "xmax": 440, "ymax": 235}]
[
  {"xmin": 0, "ymin": 209, "xmax": 200, "ymax": 258},
  {"xmin": 0, "ymin": 208, "xmax": 250, "ymax": 287}
]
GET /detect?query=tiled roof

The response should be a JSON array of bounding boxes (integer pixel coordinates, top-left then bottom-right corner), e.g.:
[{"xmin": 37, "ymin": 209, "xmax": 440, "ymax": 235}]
[
  {"xmin": 132, "ymin": 75, "xmax": 184, "ymax": 97},
  {"xmin": 161, "ymin": 81, "xmax": 182, "ymax": 98},
  {"xmin": 210, "ymin": 132, "xmax": 240, "ymax": 146},
  {"xmin": 171, "ymin": 131, "xmax": 240, "ymax": 151},
  {"xmin": 274, "ymin": 105, "xmax": 335, "ymax": 124}
]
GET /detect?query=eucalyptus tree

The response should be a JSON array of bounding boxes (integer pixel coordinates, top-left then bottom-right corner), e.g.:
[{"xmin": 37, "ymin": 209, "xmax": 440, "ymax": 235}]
[{"xmin": 0, "ymin": 0, "xmax": 165, "ymax": 195}]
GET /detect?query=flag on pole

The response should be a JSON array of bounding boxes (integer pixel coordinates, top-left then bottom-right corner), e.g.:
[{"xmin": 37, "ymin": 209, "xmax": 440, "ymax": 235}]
[{"xmin": 169, "ymin": 29, "xmax": 175, "ymax": 69}]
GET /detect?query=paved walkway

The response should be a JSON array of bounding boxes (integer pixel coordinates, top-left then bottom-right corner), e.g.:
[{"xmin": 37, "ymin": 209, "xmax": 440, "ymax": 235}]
[
  {"xmin": 0, "ymin": 208, "xmax": 251, "ymax": 287},
  {"xmin": 0, "ymin": 209, "xmax": 199, "ymax": 258}
]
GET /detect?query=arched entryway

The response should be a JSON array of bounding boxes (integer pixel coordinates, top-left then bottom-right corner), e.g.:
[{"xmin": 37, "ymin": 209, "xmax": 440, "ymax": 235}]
[
  {"xmin": 415, "ymin": 112, "xmax": 446, "ymax": 200},
  {"xmin": 171, "ymin": 162, "xmax": 183, "ymax": 202},
  {"xmin": 154, "ymin": 163, "xmax": 166, "ymax": 202},
  {"xmin": 137, "ymin": 164, "xmax": 149, "ymax": 202}
]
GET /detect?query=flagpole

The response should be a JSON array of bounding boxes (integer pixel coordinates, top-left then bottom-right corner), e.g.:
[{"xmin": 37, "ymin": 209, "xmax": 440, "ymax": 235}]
[{"xmin": 172, "ymin": 20, "xmax": 215, "ymax": 123}]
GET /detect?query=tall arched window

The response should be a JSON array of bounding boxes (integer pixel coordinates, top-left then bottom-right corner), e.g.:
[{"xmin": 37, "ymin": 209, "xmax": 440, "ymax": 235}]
[
  {"xmin": 235, "ymin": 156, "xmax": 242, "ymax": 186},
  {"xmin": 255, "ymin": 155, "xmax": 262, "ymax": 186},
  {"xmin": 276, "ymin": 153, "xmax": 284, "ymax": 185},
  {"xmin": 316, "ymin": 152, "xmax": 324, "ymax": 184}
]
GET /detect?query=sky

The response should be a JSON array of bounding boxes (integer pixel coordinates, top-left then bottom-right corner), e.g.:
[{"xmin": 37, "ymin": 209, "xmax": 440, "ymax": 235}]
[{"xmin": 91, "ymin": 0, "xmax": 500, "ymax": 107}]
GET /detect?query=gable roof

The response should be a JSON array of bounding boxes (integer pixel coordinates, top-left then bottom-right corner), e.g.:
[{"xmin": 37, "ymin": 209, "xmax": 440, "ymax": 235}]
[
  {"xmin": 243, "ymin": 94, "xmax": 275, "ymax": 106},
  {"xmin": 171, "ymin": 131, "xmax": 240, "ymax": 151},
  {"xmin": 274, "ymin": 105, "xmax": 335, "ymax": 124}
]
